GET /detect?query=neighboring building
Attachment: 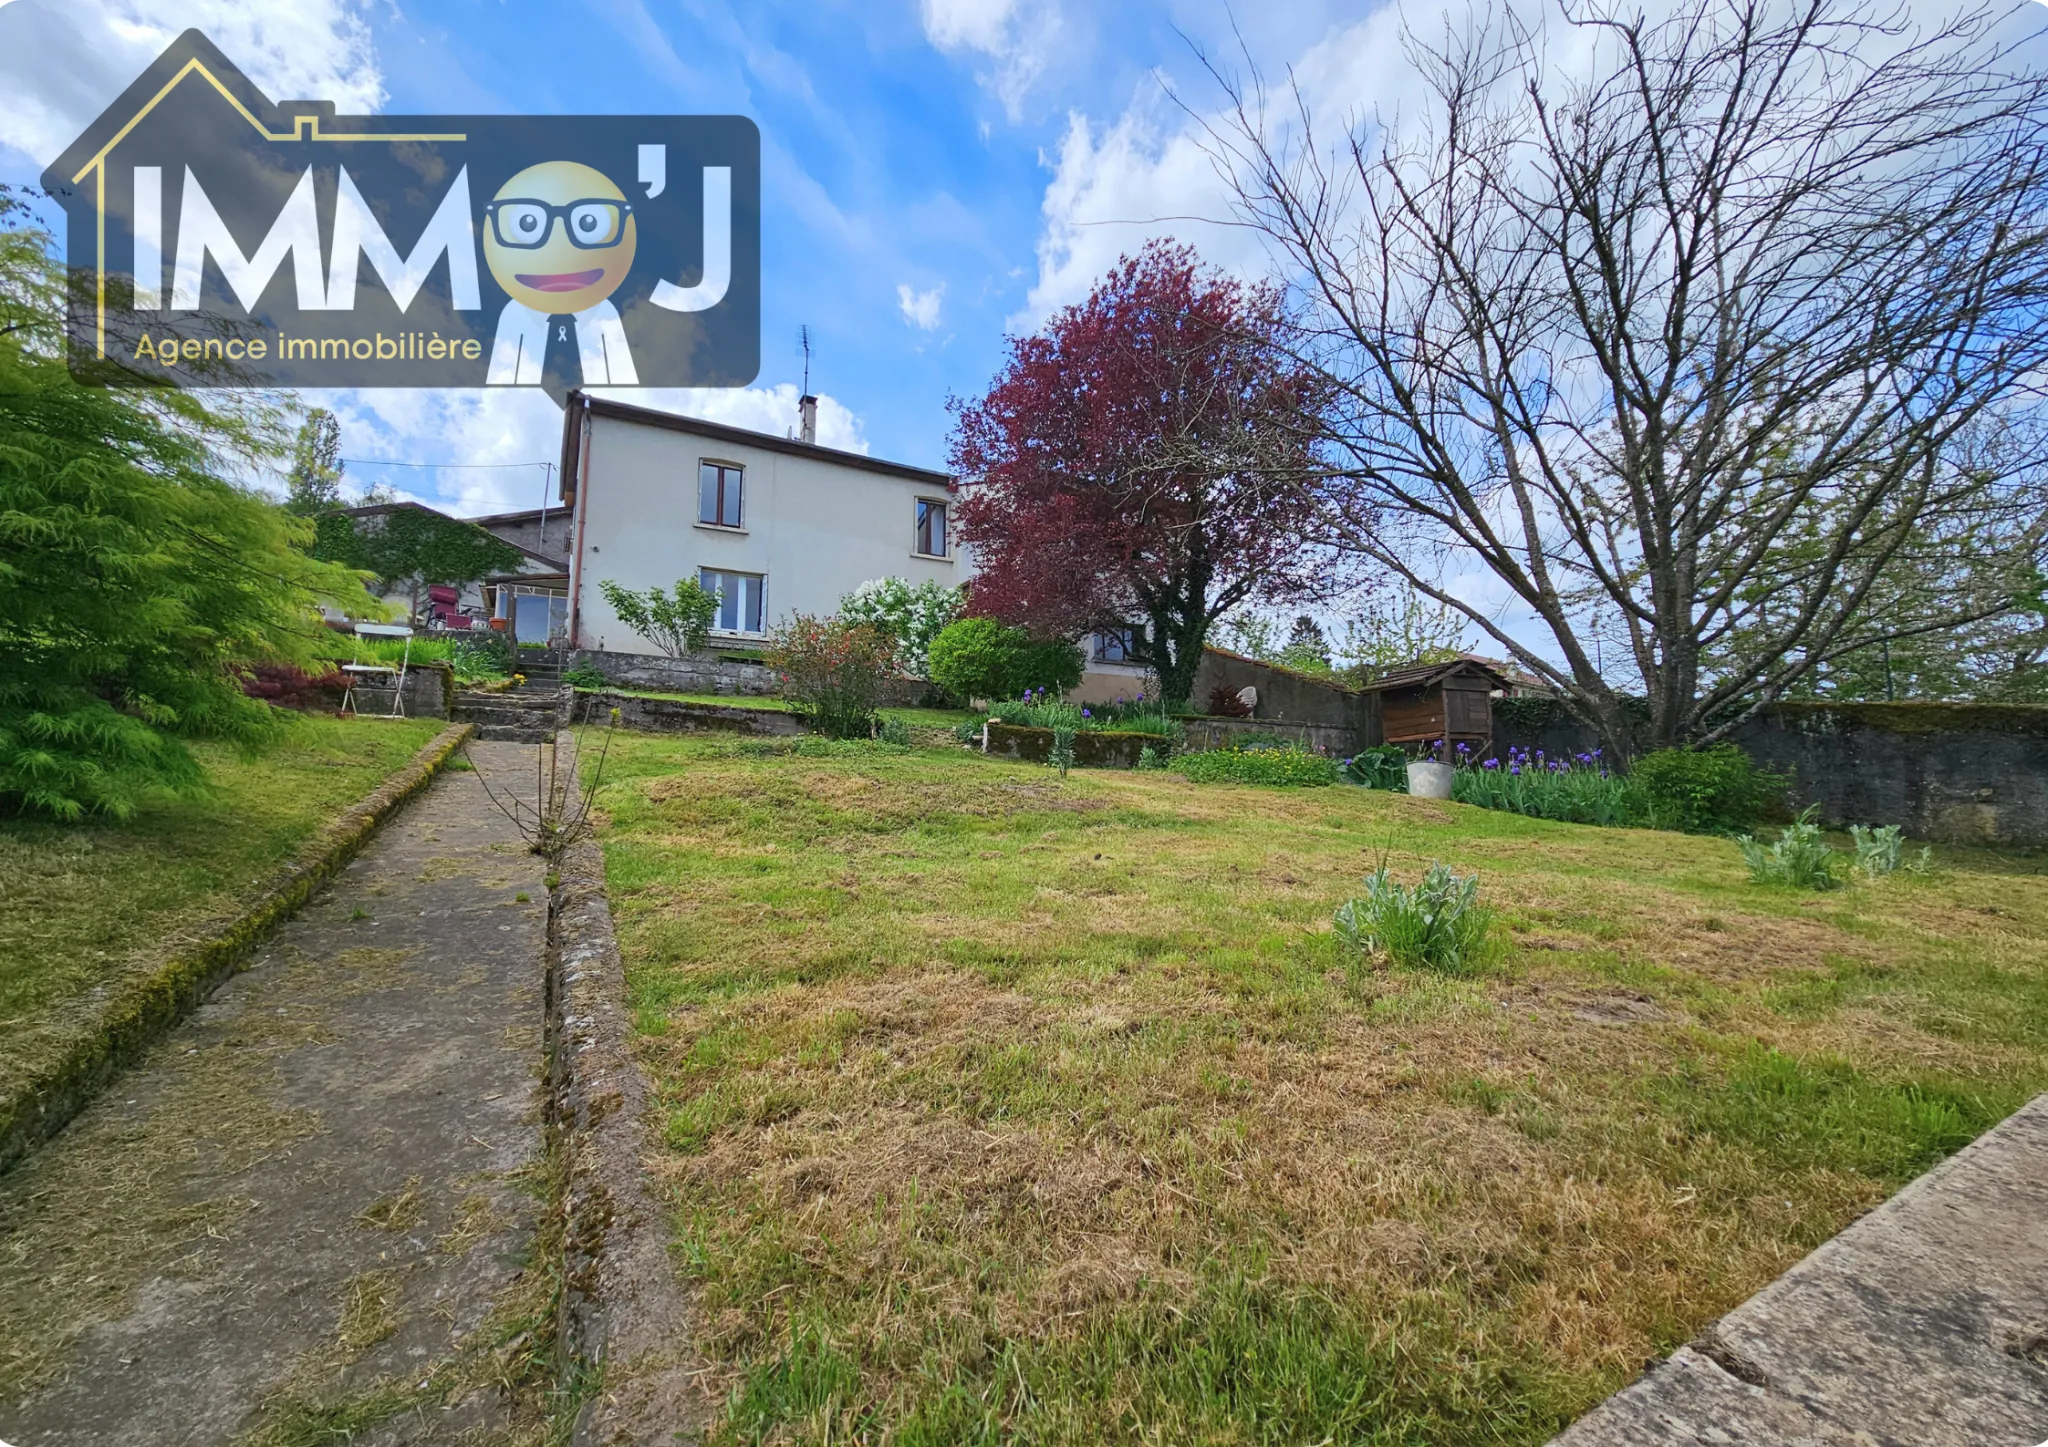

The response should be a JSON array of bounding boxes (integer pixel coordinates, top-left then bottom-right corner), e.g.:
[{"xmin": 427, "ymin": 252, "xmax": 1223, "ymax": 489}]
[
  {"xmin": 468, "ymin": 507, "xmax": 572, "ymax": 645},
  {"xmin": 326, "ymin": 500, "xmax": 564, "ymax": 634},
  {"xmin": 556, "ymin": 391, "xmax": 962, "ymax": 653}
]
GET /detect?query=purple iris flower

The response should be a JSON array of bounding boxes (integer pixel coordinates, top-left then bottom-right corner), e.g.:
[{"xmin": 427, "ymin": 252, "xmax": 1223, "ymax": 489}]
[{"xmin": 1483, "ymin": 758, "xmax": 1499, "ymax": 770}]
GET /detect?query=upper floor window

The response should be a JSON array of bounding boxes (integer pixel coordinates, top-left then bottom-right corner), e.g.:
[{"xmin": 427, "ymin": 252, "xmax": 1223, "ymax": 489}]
[
  {"xmin": 699, "ymin": 568, "xmax": 765, "ymax": 634},
  {"xmin": 1096, "ymin": 626, "xmax": 1139, "ymax": 663},
  {"xmin": 699, "ymin": 461, "xmax": 743, "ymax": 528},
  {"xmin": 915, "ymin": 498, "xmax": 948, "ymax": 557}
]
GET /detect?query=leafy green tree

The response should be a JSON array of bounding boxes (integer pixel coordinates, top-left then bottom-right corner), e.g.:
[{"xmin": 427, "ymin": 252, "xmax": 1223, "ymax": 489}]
[
  {"xmin": 313, "ymin": 504, "xmax": 523, "ymax": 622},
  {"xmin": 0, "ymin": 189, "xmax": 378, "ymax": 818},
  {"xmin": 597, "ymin": 577, "xmax": 718, "ymax": 657},
  {"xmin": 283, "ymin": 409, "xmax": 345, "ymax": 515}
]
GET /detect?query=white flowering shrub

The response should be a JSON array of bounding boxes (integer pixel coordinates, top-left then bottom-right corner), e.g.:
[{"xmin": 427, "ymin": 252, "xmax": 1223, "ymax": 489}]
[{"xmin": 838, "ymin": 577, "xmax": 964, "ymax": 679}]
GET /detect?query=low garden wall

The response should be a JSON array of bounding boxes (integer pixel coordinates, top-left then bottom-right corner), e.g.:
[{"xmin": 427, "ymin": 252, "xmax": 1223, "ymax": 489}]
[
  {"xmin": 562, "ymin": 647, "xmax": 929, "ymax": 706},
  {"xmin": 983, "ymin": 723, "xmax": 1161, "ymax": 768},
  {"xmin": 345, "ymin": 661, "xmax": 453, "ymax": 720},
  {"xmin": 563, "ymin": 646, "xmax": 781, "ymax": 696},
  {"xmin": 572, "ymin": 690, "xmax": 803, "ymax": 737}
]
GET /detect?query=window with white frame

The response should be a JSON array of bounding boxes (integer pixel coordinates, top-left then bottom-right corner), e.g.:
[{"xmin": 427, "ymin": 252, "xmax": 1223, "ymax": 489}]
[
  {"xmin": 698, "ymin": 461, "xmax": 743, "ymax": 528},
  {"xmin": 914, "ymin": 497, "xmax": 948, "ymax": 557},
  {"xmin": 699, "ymin": 568, "xmax": 765, "ymax": 634}
]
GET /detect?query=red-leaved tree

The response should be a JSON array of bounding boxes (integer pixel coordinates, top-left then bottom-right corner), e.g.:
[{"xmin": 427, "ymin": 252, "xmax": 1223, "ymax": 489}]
[{"xmin": 950, "ymin": 241, "xmax": 1338, "ymax": 706}]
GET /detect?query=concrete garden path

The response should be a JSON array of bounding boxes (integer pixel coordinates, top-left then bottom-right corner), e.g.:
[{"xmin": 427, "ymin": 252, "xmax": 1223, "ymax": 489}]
[{"xmin": 0, "ymin": 742, "xmax": 554, "ymax": 1447}]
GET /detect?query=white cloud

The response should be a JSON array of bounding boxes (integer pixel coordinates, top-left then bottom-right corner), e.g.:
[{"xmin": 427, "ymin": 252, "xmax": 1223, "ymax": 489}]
[
  {"xmin": 317, "ymin": 385, "xmax": 871, "ymax": 518},
  {"xmin": 0, "ymin": 0, "xmax": 385, "ymax": 166},
  {"xmin": 896, "ymin": 282, "xmax": 945, "ymax": 331},
  {"xmin": 919, "ymin": 0, "xmax": 1064, "ymax": 122}
]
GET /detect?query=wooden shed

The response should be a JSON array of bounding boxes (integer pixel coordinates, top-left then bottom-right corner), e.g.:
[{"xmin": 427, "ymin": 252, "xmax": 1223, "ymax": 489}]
[{"xmin": 1358, "ymin": 658, "xmax": 1514, "ymax": 748}]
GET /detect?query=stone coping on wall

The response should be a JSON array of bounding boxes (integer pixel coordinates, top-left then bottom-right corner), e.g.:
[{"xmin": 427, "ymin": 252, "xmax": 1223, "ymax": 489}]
[{"xmin": 0, "ymin": 723, "xmax": 474, "ymax": 1176}]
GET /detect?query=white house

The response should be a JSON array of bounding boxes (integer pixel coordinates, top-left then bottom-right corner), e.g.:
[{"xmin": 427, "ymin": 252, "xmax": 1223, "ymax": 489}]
[
  {"xmin": 556, "ymin": 391, "xmax": 964, "ymax": 652},
  {"xmin": 553, "ymin": 390, "xmax": 1155, "ymax": 700}
]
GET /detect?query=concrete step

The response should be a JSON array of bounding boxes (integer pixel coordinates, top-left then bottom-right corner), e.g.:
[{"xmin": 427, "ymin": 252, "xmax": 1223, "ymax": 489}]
[{"xmin": 472, "ymin": 724, "xmax": 555, "ymax": 742}]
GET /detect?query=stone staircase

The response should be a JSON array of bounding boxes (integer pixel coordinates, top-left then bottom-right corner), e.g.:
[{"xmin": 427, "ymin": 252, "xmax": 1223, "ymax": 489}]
[{"xmin": 455, "ymin": 653, "xmax": 566, "ymax": 742}]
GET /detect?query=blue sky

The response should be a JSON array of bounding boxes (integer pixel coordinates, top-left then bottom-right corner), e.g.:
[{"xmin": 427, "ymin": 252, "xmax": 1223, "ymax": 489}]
[{"xmin": 0, "ymin": 0, "xmax": 1370, "ymax": 517}]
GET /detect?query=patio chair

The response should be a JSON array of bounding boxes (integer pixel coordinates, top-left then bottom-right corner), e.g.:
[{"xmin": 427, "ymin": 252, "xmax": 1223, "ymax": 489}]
[{"xmin": 341, "ymin": 621, "xmax": 413, "ymax": 717}]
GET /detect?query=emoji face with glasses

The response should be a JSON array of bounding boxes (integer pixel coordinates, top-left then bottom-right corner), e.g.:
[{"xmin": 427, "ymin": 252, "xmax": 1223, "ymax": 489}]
[{"xmin": 482, "ymin": 161, "xmax": 638, "ymax": 314}]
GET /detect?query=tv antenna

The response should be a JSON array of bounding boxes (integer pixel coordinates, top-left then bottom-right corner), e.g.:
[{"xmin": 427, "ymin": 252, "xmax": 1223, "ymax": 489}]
[{"xmin": 799, "ymin": 325, "xmax": 812, "ymax": 396}]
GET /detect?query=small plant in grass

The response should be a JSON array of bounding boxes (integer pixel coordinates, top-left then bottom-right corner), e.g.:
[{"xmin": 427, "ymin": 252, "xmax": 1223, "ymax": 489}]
[
  {"xmin": 1334, "ymin": 862, "xmax": 1496, "ymax": 974},
  {"xmin": 1136, "ymin": 745, "xmax": 1163, "ymax": 770},
  {"xmin": 1049, "ymin": 726, "xmax": 1076, "ymax": 778},
  {"xmin": 1739, "ymin": 807, "xmax": 1840, "ymax": 890},
  {"xmin": 1172, "ymin": 744, "xmax": 1337, "ymax": 787},
  {"xmin": 1849, "ymin": 823, "xmax": 1931, "ymax": 878},
  {"xmin": 875, "ymin": 715, "xmax": 913, "ymax": 746}
]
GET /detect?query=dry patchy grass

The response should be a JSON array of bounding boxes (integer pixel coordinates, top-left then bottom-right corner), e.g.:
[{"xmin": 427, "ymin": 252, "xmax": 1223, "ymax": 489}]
[{"xmin": 592, "ymin": 734, "xmax": 2048, "ymax": 1446}]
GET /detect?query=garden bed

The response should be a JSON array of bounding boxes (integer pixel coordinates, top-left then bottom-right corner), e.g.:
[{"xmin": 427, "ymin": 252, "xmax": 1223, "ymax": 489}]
[{"xmin": 588, "ymin": 733, "xmax": 2048, "ymax": 1444}]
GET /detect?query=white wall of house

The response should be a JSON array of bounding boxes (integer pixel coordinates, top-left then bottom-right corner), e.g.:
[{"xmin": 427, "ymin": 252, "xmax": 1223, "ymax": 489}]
[{"xmin": 565, "ymin": 402, "xmax": 964, "ymax": 653}]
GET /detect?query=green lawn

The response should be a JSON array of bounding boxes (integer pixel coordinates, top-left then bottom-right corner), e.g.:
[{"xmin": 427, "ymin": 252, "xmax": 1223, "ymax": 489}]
[
  {"xmin": 591, "ymin": 733, "xmax": 2048, "ymax": 1445},
  {"xmin": 0, "ymin": 715, "xmax": 444, "ymax": 1104}
]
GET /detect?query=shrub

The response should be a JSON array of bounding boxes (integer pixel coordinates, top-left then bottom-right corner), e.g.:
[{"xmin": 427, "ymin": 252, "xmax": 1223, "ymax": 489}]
[
  {"xmin": 1454, "ymin": 746, "xmax": 1634, "ymax": 826},
  {"xmin": 1136, "ymin": 745, "xmax": 1164, "ymax": 770},
  {"xmin": 1334, "ymin": 863, "xmax": 1496, "ymax": 974},
  {"xmin": 1172, "ymin": 744, "xmax": 1338, "ymax": 788},
  {"xmin": 927, "ymin": 618, "xmax": 1083, "ymax": 701},
  {"xmin": 877, "ymin": 715, "xmax": 914, "ymax": 746},
  {"xmin": 239, "ymin": 663, "xmax": 349, "ymax": 712},
  {"xmin": 449, "ymin": 632, "xmax": 513, "ymax": 683},
  {"xmin": 598, "ymin": 577, "xmax": 718, "ymax": 658},
  {"xmin": 1739, "ymin": 807, "xmax": 1841, "ymax": 889},
  {"xmin": 1340, "ymin": 745, "xmax": 1409, "ymax": 791},
  {"xmin": 1630, "ymin": 743, "xmax": 1782, "ymax": 833},
  {"xmin": 764, "ymin": 615, "xmax": 898, "ymax": 740},
  {"xmin": 563, "ymin": 663, "xmax": 609, "ymax": 690},
  {"xmin": 838, "ymin": 577, "xmax": 964, "ymax": 679},
  {"xmin": 1205, "ymin": 684, "xmax": 1253, "ymax": 717}
]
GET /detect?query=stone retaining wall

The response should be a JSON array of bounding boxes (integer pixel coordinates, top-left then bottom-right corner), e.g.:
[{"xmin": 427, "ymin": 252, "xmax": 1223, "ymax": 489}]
[
  {"xmin": 1180, "ymin": 716, "xmax": 1359, "ymax": 757},
  {"xmin": 344, "ymin": 661, "xmax": 453, "ymax": 719},
  {"xmin": 574, "ymin": 690, "xmax": 804, "ymax": 738},
  {"xmin": 982, "ymin": 723, "xmax": 1163, "ymax": 768}
]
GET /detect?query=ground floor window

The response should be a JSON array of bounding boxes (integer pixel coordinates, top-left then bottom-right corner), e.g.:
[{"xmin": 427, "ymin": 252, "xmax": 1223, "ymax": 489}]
[{"xmin": 700, "ymin": 568, "xmax": 766, "ymax": 634}]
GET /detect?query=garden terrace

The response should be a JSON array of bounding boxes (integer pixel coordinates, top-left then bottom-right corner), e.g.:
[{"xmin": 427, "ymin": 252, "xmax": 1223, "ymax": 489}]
[{"xmin": 588, "ymin": 732, "xmax": 2048, "ymax": 1444}]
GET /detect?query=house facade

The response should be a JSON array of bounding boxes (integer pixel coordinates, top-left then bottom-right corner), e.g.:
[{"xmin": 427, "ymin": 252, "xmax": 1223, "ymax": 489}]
[{"xmin": 556, "ymin": 392, "xmax": 964, "ymax": 653}]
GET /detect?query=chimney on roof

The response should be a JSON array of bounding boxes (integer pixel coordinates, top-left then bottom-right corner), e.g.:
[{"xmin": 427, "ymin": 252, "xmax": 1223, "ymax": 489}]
[{"xmin": 798, "ymin": 394, "xmax": 818, "ymax": 445}]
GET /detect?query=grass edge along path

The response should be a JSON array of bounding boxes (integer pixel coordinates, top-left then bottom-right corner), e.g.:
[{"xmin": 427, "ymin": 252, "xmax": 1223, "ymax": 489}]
[{"xmin": 0, "ymin": 721, "xmax": 473, "ymax": 1174}]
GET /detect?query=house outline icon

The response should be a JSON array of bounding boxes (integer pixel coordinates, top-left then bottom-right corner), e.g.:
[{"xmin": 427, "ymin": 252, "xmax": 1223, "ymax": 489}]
[{"xmin": 46, "ymin": 29, "xmax": 466, "ymax": 361}]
